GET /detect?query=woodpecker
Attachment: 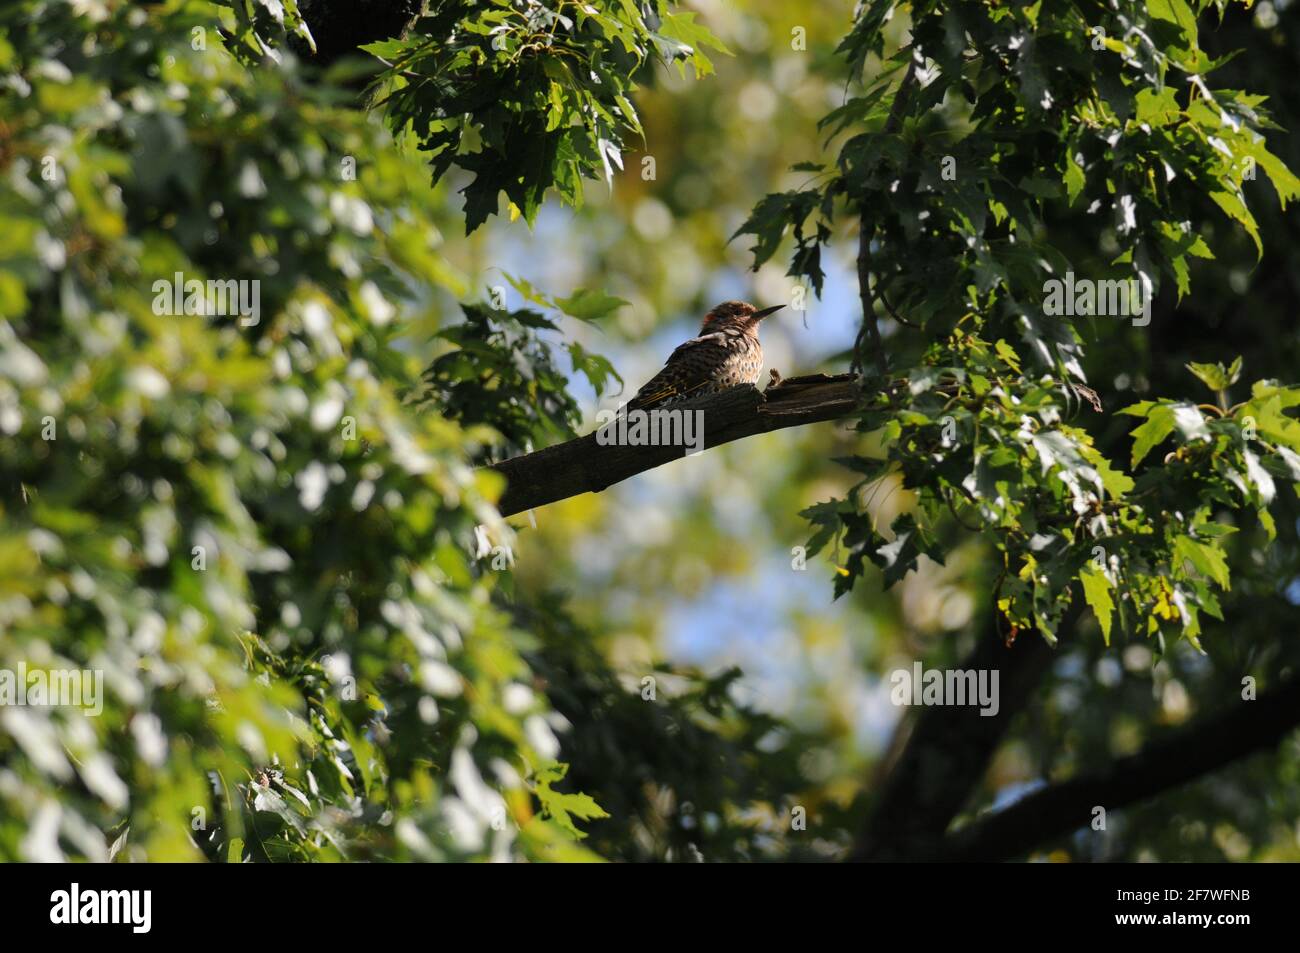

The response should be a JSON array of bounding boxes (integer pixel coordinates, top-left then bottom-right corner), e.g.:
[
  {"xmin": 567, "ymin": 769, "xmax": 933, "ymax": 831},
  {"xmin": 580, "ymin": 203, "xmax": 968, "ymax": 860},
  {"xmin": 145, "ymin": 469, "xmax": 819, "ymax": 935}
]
[{"xmin": 625, "ymin": 301, "xmax": 784, "ymax": 412}]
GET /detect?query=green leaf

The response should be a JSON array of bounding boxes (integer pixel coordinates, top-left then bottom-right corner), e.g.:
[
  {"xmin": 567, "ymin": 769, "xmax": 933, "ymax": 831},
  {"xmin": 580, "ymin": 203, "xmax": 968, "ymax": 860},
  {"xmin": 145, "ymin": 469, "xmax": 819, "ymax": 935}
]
[
  {"xmin": 501, "ymin": 271, "xmax": 555, "ymax": 310},
  {"xmin": 1134, "ymin": 87, "xmax": 1180, "ymax": 125},
  {"xmin": 1243, "ymin": 447, "xmax": 1276, "ymax": 503},
  {"xmin": 554, "ymin": 288, "xmax": 629, "ymax": 323},
  {"xmin": 732, "ymin": 190, "xmax": 820, "ymax": 270},
  {"xmin": 871, "ymin": 513, "xmax": 943, "ymax": 586},
  {"xmin": 567, "ymin": 342, "xmax": 622, "ymax": 397},
  {"xmin": 360, "ymin": 39, "xmax": 414, "ymax": 60},
  {"xmin": 1241, "ymin": 138, "xmax": 1300, "ymax": 209},
  {"xmin": 1174, "ymin": 535, "xmax": 1231, "ymax": 589},
  {"xmin": 994, "ymin": 339, "xmax": 1021, "ymax": 372},
  {"xmin": 1128, "ymin": 403, "xmax": 1176, "ymax": 468},
  {"xmin": 800, "ymin": 499, "xmax": 848, "ymax": 558},
  {"xmin": 532, "ymin": 763, "xmax": 609, "ymax": 840},
  {"xmin": 1079, "ymin": 564, "xmax": 1115, "ymax": 645},
  {"xmin": 1062, "ymin": 154, "xmax": 1085, "ymax": 205},
  {"xmin": 656, "ymin": 11, "xmax": 731, "ymax": 78},
  {"xmin": 1186, "ymin": 359, "xmax": 1240, "ymax": 392},
  {"xmin": 1209, "ymin": 189, "xmax": 1262, "ymax": 257},
  {"xmin": 1094, "ymin": 455, "xmax": 1135, "ymax": 498}
]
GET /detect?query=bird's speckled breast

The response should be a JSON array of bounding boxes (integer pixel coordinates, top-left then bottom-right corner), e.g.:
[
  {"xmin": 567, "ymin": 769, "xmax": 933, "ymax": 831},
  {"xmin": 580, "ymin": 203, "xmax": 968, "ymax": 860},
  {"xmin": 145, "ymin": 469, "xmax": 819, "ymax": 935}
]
[{"xmin": 719, "ymin": 345, "xmax": 764, "ymax": 388}]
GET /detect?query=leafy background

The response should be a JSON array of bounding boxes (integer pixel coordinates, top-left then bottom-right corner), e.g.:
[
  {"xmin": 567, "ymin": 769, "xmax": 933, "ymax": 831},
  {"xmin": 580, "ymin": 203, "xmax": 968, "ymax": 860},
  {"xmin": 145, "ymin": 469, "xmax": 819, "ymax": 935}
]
[{"xmin": 2, "ymin": 0, "xmax": 1299, "ymax": 861}]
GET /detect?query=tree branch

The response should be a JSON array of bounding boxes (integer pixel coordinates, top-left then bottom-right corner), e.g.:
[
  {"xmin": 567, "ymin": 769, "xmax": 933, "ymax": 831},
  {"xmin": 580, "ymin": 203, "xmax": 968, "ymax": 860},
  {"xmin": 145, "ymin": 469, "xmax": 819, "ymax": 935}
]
[
  {"xmin": 486, "ymin": 374, "xmax": 861, "ymax": 518},
  {"xmin": 851, "ymin": 615, "xmax": 1061, "ymax": 861},
  {"xmin": 933, "ymin": 676, "xmax": 1300, "ymax": 862}
]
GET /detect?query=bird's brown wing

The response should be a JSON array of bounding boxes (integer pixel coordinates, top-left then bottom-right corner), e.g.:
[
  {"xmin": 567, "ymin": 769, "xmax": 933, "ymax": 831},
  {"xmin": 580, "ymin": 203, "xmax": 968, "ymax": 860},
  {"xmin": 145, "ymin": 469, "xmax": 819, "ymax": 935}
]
[{"xmin": 625, "ymin": 332, "xmax": 729, "ymax": 412}]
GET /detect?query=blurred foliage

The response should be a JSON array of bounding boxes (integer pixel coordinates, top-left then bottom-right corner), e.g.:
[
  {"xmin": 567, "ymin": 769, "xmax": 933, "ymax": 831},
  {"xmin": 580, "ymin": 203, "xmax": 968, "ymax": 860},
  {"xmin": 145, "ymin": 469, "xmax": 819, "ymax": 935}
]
[
  {"xmin": 0, "ymin": 0, "xmax": 793, "ymax": 862},
  {"xmin": 0, "ymin": 0, "xmax": 572, "ymax": 862},
  {"xmin": 3, "ymin": 0, "xmax": 1300, "ymax": 866}
]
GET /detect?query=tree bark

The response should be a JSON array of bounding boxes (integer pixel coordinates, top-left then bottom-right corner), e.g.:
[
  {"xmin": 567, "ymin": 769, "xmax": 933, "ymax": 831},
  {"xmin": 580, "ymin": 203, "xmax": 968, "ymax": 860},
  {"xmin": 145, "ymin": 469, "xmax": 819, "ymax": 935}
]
[
  {"xmin": 487, "ymin": 374, "xmax": 861, "ymax": 518},
  {"xmin": 851, "ymin": 618, "xmax": 1061, "ymax": 861},
  {"xmin": 932, "ymin": 676, "xmax": 1300, "ymax": 862}
]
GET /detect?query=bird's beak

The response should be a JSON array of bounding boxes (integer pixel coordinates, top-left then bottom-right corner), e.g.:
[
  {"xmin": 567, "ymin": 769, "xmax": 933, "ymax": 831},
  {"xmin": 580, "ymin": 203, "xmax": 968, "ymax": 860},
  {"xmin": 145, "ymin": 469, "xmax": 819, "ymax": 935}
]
[{"xmin": 751, "ymin": 304, "xmax": 785, "ymax": 321}]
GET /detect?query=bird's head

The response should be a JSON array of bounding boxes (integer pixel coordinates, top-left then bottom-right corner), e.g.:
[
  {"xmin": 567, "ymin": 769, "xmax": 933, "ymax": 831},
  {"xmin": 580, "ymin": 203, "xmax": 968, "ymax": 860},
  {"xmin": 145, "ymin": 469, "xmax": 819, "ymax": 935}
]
[{"xmin": 699, "ymin": 300, "xmax": 785, "ymax": 334}]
